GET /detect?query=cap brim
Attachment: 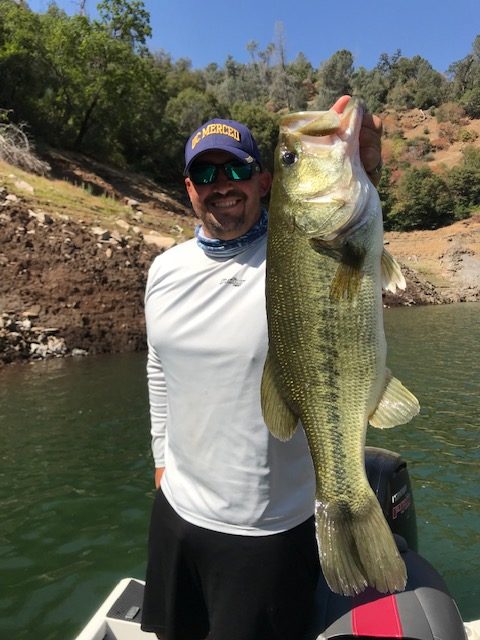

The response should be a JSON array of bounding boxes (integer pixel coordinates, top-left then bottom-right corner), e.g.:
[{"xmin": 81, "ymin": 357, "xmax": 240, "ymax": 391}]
[{"xmin": 184, "ymin": 146, "xmax": 254, "ymax": 175}]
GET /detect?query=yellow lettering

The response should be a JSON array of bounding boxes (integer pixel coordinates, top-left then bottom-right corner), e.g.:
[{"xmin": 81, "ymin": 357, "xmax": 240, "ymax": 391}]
[{"xmin": 192, "ymin": 124, "xmax": 242, "ymax": 149}]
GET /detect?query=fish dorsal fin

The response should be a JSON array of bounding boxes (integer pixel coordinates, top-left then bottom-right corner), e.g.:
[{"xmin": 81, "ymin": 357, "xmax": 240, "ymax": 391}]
[
  {"xmin": 369, "ymin": 369, "xmax": 420, "ymax": 428},
  {"xmin": 261, "ymin": 351, "xmax": 298, "ymax": 441},
  {"xmin": 381, "ymin": 248, "xmax": 406, "ymax": 293}
]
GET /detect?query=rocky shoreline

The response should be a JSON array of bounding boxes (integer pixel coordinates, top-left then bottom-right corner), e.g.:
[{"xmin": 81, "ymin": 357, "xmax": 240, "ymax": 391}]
[
  {"xmin": 0, "ymin": 189, "xmax": 161, "ymax": 366},
  {"xmin": 0, "ymin": 187, "xmax": 478, "ymax": 367}
]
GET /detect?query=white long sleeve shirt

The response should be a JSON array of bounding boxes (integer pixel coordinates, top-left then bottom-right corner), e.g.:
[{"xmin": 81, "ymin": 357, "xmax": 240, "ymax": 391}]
[{"xmin": 145, "ymin": 234, "xmax": 315, "ymax": 535}]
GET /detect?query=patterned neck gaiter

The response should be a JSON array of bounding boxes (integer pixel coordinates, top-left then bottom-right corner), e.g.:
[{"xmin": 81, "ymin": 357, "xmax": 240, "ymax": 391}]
[{"xmin": 195, "ymin": 208, "xmax": 268, "ymax": 258}]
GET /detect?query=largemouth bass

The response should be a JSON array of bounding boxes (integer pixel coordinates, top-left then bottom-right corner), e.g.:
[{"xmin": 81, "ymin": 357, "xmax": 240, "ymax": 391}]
[{"xmin": 261, "ymin": 98, "xmax": 419, "ymax": 596}]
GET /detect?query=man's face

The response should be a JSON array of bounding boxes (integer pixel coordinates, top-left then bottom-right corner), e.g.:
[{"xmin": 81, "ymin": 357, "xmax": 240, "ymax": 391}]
[{"xmin": 185, "ymin": 150, "xmax": 272, "ymax": 241}]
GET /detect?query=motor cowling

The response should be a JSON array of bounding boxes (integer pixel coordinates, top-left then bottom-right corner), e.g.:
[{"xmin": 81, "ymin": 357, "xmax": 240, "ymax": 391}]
[{"xmin": 365, "ymin": 446, "xmax": 418, "ymax": 552}]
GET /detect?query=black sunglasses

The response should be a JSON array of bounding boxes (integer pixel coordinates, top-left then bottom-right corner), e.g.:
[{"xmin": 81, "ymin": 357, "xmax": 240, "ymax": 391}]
[{"xmin": 188, "ymin": 160, "xmax": 260, "ymax": 185}]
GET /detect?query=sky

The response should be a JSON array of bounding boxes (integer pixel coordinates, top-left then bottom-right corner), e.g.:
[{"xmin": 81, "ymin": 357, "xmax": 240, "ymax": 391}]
[{"xmin": 27, "ymin": 0, "xmax": 479, "ymax": 73}]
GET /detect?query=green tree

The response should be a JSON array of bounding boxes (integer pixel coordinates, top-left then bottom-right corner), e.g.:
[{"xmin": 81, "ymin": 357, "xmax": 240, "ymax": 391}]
[
  {"xmin": 445, "ymin": 146, "xmax": 480, "ymax": 218},
  {"xmin": 0, "ymin": 0, "xmax": 49, "ymax": 128},
  {"xmin": 388, "ymin": 167, "xmax": 454, "ymax": 230},
  {"xmin": 153, "ymin": 52, "xmax": 205, "ymax": 97},
  {"xmin": 164, "ymin": 87, "xmax": 220, "ymax": 139},
  {"xmin": 447, "ymin": 165, "xmax": 480, "ymax": 218},
  {"xmin": 96, "ymin": 0, "xmax": 151, "ymax": 52},
  {"xmin": 37, "ymin": 8, "xmax": 148, "ymax": 154},
  {"xmin": 351, "ymin": 67, "xmax": 388, "ymax": 113},
  {"xmin": 377, "ymin": 165, "xmax": 396, "ymax": 230},
  {"xmin": 229, "ymin": 101, "xmax": 279, "ymax": 172},
  {"xmin": 460, "ymin": 86, "xmax": 480, "ymax": 118},
  {"xmin": 314, "ymin": 49, "xmax": 354, "ymax": 109},
  {"xmin": 448, "ymin": 35, "xmax": 480, "ymax": 98}
]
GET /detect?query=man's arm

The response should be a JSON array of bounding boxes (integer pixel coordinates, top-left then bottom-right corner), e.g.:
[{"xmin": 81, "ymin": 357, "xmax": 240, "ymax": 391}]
[
  {"xmin": 331, "ymin": 95, "xmax": 383, "ymax": 186},
  {"xmin": 147, "ymin": 340, "xmax": 168, "ymax": 487},
  {"xmin": 155, "ymin": 467, "xmax": 165, "ymax": 489}
]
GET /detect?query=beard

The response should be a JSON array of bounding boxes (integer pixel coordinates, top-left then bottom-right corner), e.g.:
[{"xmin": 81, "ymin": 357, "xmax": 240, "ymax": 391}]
[{"xmin": 200, "ymin": 191, "xmax": 249, "ymax": 240}]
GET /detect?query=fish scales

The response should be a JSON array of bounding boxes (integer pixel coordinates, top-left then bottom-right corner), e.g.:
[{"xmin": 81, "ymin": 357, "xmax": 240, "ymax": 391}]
[{"xmin": 261, "ymin": 98, "xmax": 420, "ymax": 596}]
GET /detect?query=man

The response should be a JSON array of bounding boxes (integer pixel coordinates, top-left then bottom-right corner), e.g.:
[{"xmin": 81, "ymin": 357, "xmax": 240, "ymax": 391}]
[{"xmin": 141, "ymin": 96, "xmax": 383, "ymax": 640}]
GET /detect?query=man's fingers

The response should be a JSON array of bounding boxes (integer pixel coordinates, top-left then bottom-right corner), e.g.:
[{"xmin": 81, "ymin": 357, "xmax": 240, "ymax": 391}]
[
  {"xmin": 361, "ymin": 111, "xmax": 383, "ymax": 137},
  {"xmin": 359, "ymin": 113, "xmax": 383, "ymax": 185},
  {"xmin": 329, "ymin": 95, "xmax": 384, "ymax": 186},
  {"xmin": 330, "ymin": 95, "xmax": 351, "ymax": 114}
]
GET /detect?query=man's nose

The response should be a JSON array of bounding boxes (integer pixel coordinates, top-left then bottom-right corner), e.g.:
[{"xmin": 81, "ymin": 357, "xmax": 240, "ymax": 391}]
[{"xmin": 213, "ymin": 166, "xmax": 233, "ymax": 188}]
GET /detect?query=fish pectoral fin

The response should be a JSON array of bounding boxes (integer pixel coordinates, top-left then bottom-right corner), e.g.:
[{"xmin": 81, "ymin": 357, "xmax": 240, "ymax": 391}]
[
  {"xmin": 261, "ymin": 352, "xmax": 298, "ymax": 441},
  {"xmin": 381, "ymin": 248, "xmax": 406, "ymax": 292},
  {"xmin": 369, "ymin": 369, "xmax": 420, "ymax": 428},
  {"xmin": 329, "ymin": 243, "xmax": 366, "ymax": 301}
]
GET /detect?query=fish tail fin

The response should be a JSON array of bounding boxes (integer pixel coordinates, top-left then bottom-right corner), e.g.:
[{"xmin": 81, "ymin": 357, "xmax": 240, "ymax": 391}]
[{"xmin": 315, "ymin": 491, "xmax": 407, "ymax": 596}]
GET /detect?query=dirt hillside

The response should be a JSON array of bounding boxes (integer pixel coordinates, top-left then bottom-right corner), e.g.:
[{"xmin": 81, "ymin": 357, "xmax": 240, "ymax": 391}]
[{"xmin": 1, "ymin": 135, "xmax": 479, "ymax": 367}]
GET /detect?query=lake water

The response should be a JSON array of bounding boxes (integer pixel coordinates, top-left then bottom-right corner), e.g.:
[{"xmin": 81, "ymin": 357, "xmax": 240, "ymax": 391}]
[{"xmin": 0, "ymin": 303, "xmax": 479, "ymax": 639}]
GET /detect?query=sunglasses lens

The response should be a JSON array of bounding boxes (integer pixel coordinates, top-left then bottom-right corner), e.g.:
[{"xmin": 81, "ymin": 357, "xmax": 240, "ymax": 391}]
[
  {"xmin": 189, "ymin": 161, "xmax": 258, "ymax": 185},
  {"xmin": 189, "ymin": 164, "xmax": 217, "ymax": 185},
  {"xmin": 224, "ymin": 162, "xmax": 253, "ymax": 181}
]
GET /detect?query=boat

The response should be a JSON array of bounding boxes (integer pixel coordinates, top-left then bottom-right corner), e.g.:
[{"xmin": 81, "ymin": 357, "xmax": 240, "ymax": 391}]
[{"xmin": 75, "ymin": 448, "xmax": 480, "ymax": 640}]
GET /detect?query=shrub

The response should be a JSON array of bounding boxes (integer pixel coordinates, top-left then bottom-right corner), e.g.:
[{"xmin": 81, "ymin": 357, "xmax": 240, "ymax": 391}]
[
  {"xmin": 435, "ymin": 102, "xmax": 466, "ymax": 124},
  {"xmin": 459, "ymin": 128, "xmax": 479, "ymax": 143}
]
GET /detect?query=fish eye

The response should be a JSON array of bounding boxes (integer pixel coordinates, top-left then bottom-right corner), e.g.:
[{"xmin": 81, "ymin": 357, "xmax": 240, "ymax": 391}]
[{"xmin": 281, "ymin": 150, "xmax": 297, "ymax": 166}]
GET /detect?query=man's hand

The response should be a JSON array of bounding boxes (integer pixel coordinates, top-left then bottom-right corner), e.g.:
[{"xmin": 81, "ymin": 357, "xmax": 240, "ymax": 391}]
[{"xmin": 331, "ymin": 95, "xmax": 383, "ymax": 186}]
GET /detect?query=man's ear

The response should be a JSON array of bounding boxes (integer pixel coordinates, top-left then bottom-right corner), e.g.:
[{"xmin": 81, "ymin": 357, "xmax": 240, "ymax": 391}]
[
  {"xmin": 259, "ymin": 170, "xmax": 272, "ymax": 197},
  {"xmin": 185, "ymin": 177, "xmax": 194, "ymax": 200}
]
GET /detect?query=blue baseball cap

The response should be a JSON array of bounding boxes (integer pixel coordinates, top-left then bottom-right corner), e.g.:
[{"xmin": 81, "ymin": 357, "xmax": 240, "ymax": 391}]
[{"xmin": 184, "ymin": 118, "xmax": 262, "ymax": 175}]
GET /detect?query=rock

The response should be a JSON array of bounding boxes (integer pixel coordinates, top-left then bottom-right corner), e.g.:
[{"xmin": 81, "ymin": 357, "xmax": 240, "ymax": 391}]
[
  {"xmin": 124, "ymin": 198, "xmax": 141, "ymax": 209},
  {"xmin": 91, "ymin": 227, "xmax": 111, "ymax": 241},
  {"xmin": 115, "ymin": 219, "xmax": 130, "ymax": 232},
  {"xmin": 110, "ymin": 230, "xmax": 123, "ymax": 244},
  {"xmin": 22, "ymin": 305, "xmax": 41, "ymax": 318},
  {"xmin": 28, "ymin": 209, "xmax": 54, "ymax": 224},
  {"xmin": 46, "ymin": 335, "xmax": 67, "ymax": 355},
  {"xmin": 5, "ymin": 194, "xmax": 19, "ymax": 203},
  {"xmin": 14, "ymin": 179, "xmax": 35, "ymax": 194},
  {"xmin": 71, "ymin": 348, "xmax": 88, "ymax": 357},
  {"xmin": 143, "ymin": 232, "xmax": 176, "ymax": 250}
]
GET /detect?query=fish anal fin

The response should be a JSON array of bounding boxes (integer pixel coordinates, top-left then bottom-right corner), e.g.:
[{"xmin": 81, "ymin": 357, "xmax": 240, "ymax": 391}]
[
  {"xmin": 369, "ymin": 369, "xmax": 420, "ymax": 428},
  {"xmin": 261, "ymin": 352, "xmax": 298, "ymax": 441},
  {"xmin": 330, "ymin": 243, "xmax": 366, "ymax": 301},
  {"xmin": 382, "ymin": 248, "xmax": 406, "ymax": 292}
]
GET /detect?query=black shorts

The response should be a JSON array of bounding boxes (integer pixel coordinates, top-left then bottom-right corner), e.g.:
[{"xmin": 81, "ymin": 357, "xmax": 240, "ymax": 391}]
[{"xmin": 141, "ymin": 489, "xmax": 320, "ymax": 640}]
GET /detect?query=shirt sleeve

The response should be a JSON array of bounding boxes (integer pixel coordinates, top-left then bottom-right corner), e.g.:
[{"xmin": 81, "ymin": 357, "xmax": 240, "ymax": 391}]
[{"xmin": 147, "ymin": 339, "xmax": 168, "ymax": 467}]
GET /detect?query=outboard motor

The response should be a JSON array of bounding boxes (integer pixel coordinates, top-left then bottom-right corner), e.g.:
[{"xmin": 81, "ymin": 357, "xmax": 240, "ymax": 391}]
[
  {"xmin": 305, "ymin": 447, "xmax": 467, "ymax": 640},
  {"xmin": 365, "ymin": 447, "xmax": 417, "ymax": 551}
]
